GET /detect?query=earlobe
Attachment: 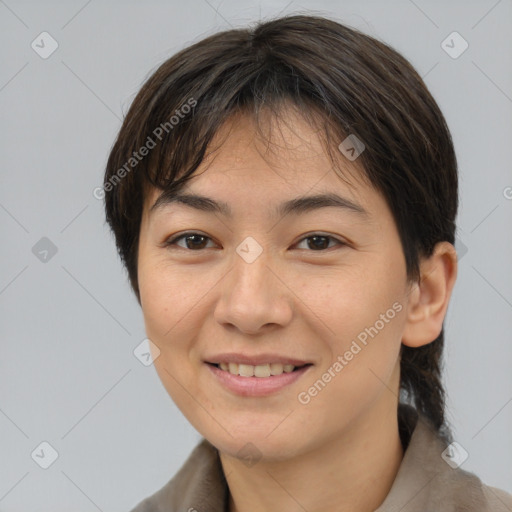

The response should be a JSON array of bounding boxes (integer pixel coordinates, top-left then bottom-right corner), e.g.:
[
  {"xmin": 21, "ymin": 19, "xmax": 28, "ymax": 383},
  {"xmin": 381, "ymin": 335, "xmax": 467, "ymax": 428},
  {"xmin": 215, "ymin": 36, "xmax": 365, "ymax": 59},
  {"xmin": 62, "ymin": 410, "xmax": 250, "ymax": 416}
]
[{"xmin": 401, "ymin": 241, "xmax": 458, "ymax": 348}]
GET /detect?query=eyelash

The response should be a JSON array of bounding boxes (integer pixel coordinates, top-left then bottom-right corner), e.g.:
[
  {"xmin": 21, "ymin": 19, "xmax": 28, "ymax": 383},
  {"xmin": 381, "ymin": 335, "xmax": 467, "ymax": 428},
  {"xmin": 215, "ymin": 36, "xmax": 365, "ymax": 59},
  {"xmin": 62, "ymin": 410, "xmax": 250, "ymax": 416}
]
[{"xmin": 163, "ymin": 232, "xmax": 347, "ymax": 252}]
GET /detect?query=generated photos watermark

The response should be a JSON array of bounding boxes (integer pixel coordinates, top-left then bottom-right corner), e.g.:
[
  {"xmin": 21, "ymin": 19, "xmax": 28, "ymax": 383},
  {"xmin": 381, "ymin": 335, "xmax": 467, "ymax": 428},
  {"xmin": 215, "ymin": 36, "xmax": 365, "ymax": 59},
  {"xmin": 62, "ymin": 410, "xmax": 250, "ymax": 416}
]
[
  {"xmin": 93, "ymin": 97, "xmax": 197, "ymax": 200},
  {"xmin": 297, "ymin": 301, "xmax": 403, "ymax": 405}
]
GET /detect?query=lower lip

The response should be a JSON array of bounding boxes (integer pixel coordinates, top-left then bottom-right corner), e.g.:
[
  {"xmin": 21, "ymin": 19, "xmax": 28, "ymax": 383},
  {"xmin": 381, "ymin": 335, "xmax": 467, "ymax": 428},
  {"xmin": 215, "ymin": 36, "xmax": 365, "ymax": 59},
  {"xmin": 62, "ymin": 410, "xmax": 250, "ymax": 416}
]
[{"xmin": 206, "ymin": 363, "xmax": 312, "ymax": 397}]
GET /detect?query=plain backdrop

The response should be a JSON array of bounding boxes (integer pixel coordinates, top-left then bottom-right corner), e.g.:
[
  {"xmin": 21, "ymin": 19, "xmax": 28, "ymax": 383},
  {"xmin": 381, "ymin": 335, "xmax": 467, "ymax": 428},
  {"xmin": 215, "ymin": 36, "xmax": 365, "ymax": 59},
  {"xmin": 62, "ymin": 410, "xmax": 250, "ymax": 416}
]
[{"xmin": 1, "ymin": 0, "xmax": 511, "ymax": 510}]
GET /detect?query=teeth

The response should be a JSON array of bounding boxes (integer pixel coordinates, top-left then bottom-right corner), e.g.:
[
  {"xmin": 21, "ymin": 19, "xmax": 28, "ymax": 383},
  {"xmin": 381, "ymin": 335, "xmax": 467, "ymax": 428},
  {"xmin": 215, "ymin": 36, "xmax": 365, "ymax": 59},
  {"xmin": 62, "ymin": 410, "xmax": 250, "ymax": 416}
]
[
  {"xmin": 217, "ymin": 362, "xmax": 298, "ymax": 377},
  {"xmin": 254, "ymin": 364, "xmax": 271, "ymax": 377},
  {"xmin": 238, "ymin": 364, "xmax": 254, "ymax": 377}
]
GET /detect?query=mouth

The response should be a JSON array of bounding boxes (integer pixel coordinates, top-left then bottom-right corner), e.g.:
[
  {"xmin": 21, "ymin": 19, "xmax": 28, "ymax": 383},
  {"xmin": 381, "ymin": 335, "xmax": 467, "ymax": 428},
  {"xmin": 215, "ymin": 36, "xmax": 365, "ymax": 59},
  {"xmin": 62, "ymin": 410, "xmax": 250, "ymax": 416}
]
[
  {"xmin": 207, "ymin": 362, "xmax": 312, "ymax": 378},
  {"xmin": 205, "ymin": 360, "xmax": 313, "ymax": 397}
]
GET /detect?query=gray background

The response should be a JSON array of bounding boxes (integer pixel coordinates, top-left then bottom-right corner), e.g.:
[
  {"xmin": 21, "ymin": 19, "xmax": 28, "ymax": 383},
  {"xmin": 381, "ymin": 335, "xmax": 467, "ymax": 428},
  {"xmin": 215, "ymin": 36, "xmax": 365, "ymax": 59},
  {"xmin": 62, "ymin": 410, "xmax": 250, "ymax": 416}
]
[{"xmin": 1, "ymin": 0, "xmax": 511, "ymax": 510}]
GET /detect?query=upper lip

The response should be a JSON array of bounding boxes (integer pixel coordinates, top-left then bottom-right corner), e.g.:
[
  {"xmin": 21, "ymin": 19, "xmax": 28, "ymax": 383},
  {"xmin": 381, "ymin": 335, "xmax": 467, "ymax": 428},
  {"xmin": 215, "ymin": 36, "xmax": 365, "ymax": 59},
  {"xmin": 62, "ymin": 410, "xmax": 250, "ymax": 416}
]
[{"xmin": 205, "ymin": 353, "xmax": 312, "ymax": 366}]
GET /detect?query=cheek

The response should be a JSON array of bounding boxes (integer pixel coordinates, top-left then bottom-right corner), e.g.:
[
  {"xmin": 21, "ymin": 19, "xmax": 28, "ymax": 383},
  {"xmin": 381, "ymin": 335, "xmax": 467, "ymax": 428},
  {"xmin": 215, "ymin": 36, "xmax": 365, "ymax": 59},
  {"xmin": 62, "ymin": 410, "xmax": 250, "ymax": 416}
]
[
  {"xmin": 139, "ymin": 260, "xmax": 194, "ymax": 328},
  {"xmin": 139, "ymin": 265, "xmax": 174, "ymax": 334},
  {"xmin": 139, "ymin": 266, "xmax": 185, "ymax": 362},
  {"xmin": 138, "ymin": 262, "xmax": 203, "ymax": 407},
  {"xmin": 312, "ymin": 257, "xmax": 406, "ymax": 384},
  {"xmin": 316, "ymin": 264, "xmax": 402, "ymax": 333},
  {"xmin": 336, "ymin": 263, "xmax": 406, "ymax": 385},
  {"xmin": 138, "ymin": 259, "xmax": 223, "ymax": 362}
]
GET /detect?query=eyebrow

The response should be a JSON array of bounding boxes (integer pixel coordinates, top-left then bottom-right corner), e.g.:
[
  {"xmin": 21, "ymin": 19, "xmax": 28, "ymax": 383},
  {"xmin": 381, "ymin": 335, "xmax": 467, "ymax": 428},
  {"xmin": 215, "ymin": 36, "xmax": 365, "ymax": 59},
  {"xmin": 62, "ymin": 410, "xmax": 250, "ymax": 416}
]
[{"xmin": 149, "ymin": 190, "xmax": 369, "ymax": 219}]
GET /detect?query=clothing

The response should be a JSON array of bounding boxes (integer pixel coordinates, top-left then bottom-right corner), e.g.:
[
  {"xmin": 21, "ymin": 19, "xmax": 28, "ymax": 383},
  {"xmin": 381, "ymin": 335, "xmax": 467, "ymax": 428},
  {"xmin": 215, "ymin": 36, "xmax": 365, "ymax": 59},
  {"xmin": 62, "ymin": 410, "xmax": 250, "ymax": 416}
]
[{"xmin": 130, "ymin": 404, "xmax": 512, "ymax": 511}]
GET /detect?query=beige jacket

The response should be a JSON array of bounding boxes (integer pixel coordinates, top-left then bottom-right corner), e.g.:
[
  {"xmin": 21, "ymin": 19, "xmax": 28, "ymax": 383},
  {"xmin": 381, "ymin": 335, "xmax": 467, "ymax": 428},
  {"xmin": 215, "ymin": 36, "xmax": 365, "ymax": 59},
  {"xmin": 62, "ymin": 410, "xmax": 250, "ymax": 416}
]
[{"xmin": 130, "ymin": 405, "xmax": 512, "ymax": 511}]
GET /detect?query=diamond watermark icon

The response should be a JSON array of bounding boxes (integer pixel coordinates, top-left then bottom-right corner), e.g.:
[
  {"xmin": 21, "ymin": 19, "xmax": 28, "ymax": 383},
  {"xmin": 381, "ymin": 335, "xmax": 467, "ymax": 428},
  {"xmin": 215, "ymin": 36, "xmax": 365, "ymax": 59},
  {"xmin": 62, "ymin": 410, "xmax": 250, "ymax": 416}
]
[
  {"xmin": 237, "ymin": 442, "xmax": 262, "ymax": 467},
  {"xmin": 134, "ymin": 338, "xmax": 161, "ymax": 366},
  {"xmin": 32, "ymin": 237, "xmax": 58, "ymax": 263},
  {"xmin": 454, "ymin": 237, "xmax": 468, "ymax": 261},
  {"xmin": 236, "ymin": 236, "xmax": 263, "ymax": 264},
  {"xmin": 441, "ymin": 31, "xmax": 468, "ymax": 59},
  {"xmin": 338, "ymin": 134, "xmax": 365, "ymax": 161},
  {"xmin": 441, "ymin": 441, "xmax": 469, "ymax": 469},
  {"xmin": 31, "ymin": 32, "xmax": 59, "ymax": 59},
  {"xmin": 31, "ymin": 441, "xmax": 59, "ymax": 469}
]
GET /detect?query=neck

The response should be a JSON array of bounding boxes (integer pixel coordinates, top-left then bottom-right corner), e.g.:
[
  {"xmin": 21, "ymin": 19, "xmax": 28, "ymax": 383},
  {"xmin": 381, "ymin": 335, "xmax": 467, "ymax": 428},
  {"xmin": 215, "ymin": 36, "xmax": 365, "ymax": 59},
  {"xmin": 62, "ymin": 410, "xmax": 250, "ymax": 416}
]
[{"xmin": 220, "ymin": 399, "xmax": 404, "ymax": 512}]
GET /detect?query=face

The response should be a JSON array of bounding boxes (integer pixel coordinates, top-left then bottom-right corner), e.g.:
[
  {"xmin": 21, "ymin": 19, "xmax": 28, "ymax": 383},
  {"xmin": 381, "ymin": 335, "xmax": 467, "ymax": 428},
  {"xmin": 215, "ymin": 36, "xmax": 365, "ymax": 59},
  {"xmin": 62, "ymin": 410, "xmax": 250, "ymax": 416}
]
[{"xmin": 137, "ymin": 108, "xmax": 413, "ymax": 461}]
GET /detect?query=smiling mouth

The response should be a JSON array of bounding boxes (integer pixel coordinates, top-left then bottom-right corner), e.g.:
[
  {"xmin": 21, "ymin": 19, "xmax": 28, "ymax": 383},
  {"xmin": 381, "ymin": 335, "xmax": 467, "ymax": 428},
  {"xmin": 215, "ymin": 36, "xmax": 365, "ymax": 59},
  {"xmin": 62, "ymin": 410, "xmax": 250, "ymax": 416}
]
[{"xmin": 207, "ymin": 362, "xmax": 312, "ymax": 378}]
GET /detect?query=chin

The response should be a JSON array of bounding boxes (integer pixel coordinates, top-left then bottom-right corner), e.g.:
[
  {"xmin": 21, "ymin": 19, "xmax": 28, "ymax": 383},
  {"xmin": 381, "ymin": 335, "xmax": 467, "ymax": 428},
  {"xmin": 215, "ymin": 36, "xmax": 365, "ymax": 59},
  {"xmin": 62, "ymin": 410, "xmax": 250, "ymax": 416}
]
[{"xmin": 202, "ymin": 426, "xmax": 306, "ymax": 464}]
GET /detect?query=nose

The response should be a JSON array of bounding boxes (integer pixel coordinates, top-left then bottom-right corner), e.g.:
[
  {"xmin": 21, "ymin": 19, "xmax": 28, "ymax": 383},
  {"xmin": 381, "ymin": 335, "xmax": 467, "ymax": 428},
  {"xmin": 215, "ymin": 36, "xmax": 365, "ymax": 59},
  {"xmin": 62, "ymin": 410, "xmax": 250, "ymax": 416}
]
[{"xmin": 213, "ymin": 248, "xmax": 293, "ymax": 335}]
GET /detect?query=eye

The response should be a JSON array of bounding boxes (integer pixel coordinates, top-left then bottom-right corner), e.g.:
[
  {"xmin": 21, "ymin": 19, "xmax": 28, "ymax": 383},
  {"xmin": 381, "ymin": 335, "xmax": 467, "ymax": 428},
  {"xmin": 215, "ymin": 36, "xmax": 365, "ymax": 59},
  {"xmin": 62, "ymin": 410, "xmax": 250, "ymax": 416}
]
[
  {"xmin": 294, "ymin": 234, "xmax": 346, "ymax": 251},
  {"xmin": 164, "ymin": 232, "xmax": 216, "ymax": 250}
]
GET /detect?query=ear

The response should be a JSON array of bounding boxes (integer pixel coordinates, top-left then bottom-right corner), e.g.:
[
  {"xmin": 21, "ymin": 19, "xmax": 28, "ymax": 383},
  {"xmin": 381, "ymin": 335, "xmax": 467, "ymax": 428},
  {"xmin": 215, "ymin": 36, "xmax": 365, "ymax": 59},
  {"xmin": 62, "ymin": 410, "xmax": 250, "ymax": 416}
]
[{"xmin": 402, "ymin": 241, "xmax": 458, "ymax": 348}]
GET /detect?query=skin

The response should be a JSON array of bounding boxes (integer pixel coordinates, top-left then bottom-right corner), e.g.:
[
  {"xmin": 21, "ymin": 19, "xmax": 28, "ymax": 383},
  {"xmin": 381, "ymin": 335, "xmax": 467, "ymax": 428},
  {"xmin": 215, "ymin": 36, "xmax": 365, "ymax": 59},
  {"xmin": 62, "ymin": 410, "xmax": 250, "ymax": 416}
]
[{"xmin": 137, "ymin": 107, "xmax": 458, "ymax": 512}]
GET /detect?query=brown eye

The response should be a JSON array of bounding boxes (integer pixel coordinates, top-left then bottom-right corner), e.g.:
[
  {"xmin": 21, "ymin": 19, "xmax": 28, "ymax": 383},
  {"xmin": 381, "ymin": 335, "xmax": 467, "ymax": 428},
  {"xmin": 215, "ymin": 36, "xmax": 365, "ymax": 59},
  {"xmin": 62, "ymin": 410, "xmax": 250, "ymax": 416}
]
[
  {"xmin": 165, "ymin": 233, "xmax": 214, "ymax": 250},
  {"xmin": 295, "ymin": 234, "xmax": 346, "ymax": 251},
  {"xmin": 307, "ymin": 235, "xmax": 330, "ymax": 250}
]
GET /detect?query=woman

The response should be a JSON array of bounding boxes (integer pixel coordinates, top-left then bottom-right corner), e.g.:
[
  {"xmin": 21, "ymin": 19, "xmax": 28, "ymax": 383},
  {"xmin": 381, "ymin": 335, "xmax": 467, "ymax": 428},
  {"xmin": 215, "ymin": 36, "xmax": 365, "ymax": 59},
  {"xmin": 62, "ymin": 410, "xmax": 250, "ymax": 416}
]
[{"xmin": 103, "ymin": 14, "xmax": 512, "ymax": 511}]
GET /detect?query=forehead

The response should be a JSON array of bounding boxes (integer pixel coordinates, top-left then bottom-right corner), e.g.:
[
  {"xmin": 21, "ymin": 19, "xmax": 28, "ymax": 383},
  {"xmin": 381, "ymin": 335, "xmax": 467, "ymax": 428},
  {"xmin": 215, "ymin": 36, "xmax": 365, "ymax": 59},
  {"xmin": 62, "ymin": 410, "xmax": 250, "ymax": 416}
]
[{"xmin": 143, "ymin": 108, "xmax": 380, "ymax": 219}]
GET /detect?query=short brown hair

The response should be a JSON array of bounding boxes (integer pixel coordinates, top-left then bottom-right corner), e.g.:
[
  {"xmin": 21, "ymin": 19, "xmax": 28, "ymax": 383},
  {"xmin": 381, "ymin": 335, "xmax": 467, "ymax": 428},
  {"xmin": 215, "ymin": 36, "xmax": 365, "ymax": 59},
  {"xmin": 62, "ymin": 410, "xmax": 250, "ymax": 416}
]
[{"xmin": 103, "ymin": 14, "xmax": 458, "ymax": 436}]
